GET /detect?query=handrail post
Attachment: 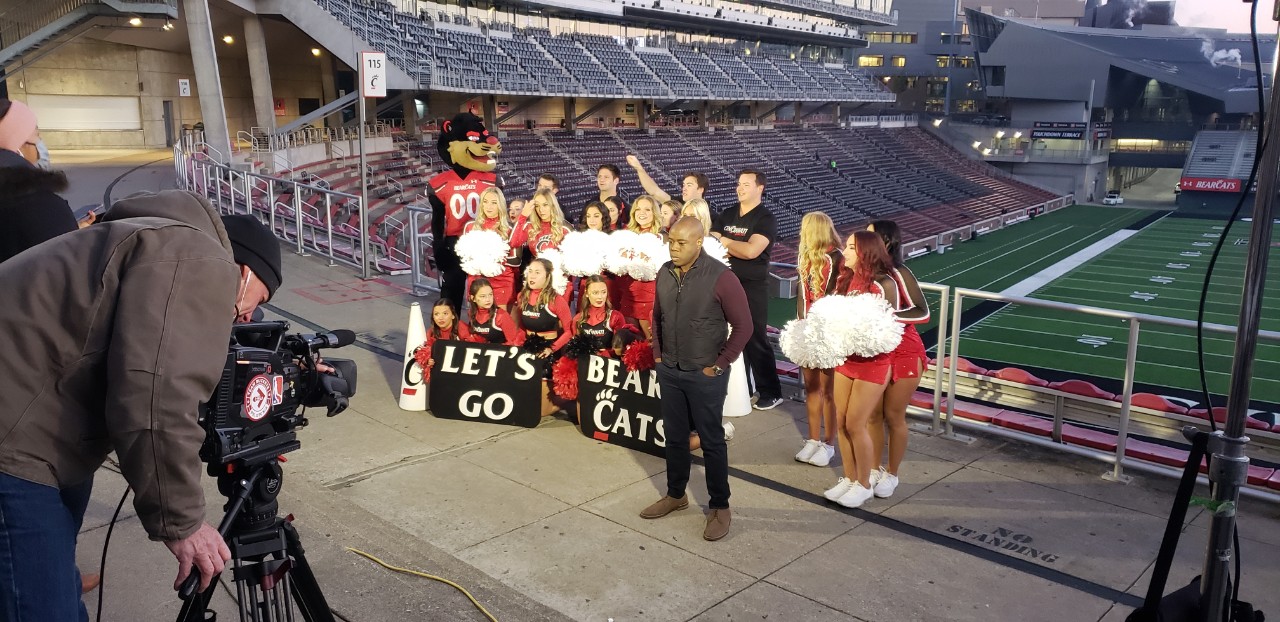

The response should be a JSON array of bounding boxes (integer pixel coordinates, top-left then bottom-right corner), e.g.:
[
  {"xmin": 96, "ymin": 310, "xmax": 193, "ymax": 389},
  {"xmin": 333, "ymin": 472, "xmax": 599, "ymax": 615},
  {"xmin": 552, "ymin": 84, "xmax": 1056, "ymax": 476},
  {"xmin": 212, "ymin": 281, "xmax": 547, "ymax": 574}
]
[
  {"xmin": 1104, "ymin": 318, "xmax": 1140, "ymax": 484},
  {"xmin": 292, "ymin": 181, "xmax": 308, "ymax": 256},
  {"xmin": 325, "ymin": 193, "xmax": 335, "ymax": 266},
  {"xmin": 945, "ymin": 287, "xmax": 964, "ymax": 438},
  {"xmin": 266, "ymin": 177, "xmax": 277, "ymax": 234},
  {"xmin": 931, "ymin": 284, "xmax": 949, "ymax": 435}
]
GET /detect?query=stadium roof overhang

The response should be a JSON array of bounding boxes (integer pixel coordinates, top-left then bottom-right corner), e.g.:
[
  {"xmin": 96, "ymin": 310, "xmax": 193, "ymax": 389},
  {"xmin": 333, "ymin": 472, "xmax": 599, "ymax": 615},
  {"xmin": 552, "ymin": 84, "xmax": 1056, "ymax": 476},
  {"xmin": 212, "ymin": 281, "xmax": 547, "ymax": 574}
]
[
  {"xmin": 968, "ymin": 13, "xmax": 1274, "ymax": 115},
  {"xmin": 487, "ymin": 0, "xmax": 868, "ymax": 48}
]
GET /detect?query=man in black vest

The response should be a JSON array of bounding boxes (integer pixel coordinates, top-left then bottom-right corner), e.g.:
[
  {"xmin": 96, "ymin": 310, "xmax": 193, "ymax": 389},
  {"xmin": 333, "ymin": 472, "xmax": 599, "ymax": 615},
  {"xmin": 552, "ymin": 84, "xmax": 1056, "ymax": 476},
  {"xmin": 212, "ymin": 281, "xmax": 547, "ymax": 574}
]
[{"xmin": 641, "ymin": 217, "xmax": 752, "ymax": 541}]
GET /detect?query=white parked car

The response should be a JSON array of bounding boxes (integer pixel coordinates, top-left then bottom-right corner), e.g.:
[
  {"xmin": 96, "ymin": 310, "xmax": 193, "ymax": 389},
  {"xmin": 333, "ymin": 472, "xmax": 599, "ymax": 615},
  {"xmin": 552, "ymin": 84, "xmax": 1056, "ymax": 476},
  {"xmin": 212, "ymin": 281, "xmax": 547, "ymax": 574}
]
[{"xmin": 1102, "ymin": 191, "xmax": 1124, "ymax": 205}]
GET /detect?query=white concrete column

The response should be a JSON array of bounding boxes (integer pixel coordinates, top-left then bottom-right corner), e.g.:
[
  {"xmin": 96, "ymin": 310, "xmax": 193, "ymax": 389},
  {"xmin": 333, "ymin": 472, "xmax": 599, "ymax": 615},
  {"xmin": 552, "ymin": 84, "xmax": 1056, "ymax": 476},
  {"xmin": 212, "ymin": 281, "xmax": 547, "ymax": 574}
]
[
  {"xmin": 243, "ymin": 15, "xmax": 275, "ymax": 132},
  {"xmin": 319, "ymin": 53, "xmax": 338, "ymax": 128},
  {"xmin": 182, "ymin": 0, "xmax": 231, "ymax": 161},
  {"xmin": 401, "ymin": 92, "xmax": 418, "ymax": 136}
]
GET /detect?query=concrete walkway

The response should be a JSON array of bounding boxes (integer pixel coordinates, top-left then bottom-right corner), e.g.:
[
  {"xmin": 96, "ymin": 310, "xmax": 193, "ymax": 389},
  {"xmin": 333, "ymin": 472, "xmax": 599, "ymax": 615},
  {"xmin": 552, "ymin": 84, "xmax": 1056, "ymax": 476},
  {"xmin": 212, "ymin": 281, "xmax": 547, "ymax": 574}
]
[{"xmin": 75, "ymin": 246, "xmax": 1280, "ymax": 622}]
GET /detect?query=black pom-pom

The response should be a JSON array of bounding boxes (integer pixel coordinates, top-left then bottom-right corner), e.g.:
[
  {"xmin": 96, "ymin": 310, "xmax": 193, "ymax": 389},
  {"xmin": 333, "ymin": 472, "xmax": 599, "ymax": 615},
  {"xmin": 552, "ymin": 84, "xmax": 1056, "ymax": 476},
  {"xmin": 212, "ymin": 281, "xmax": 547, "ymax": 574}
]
[
  {"xmin": 522, "ymin": 333, "xmax": 553, "ymax": 354},
  {"xmin": 563, "ymin": 333, "xmax": 595, "ymax": 360}
]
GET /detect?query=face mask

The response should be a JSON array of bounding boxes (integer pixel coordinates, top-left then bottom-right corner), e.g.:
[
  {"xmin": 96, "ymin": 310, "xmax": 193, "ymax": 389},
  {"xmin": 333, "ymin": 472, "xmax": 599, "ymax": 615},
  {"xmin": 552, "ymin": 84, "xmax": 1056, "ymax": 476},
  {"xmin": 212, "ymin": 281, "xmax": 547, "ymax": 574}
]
[{"xmin": 34, "ymin": 139, "xmax": 50, "ymax": 171}]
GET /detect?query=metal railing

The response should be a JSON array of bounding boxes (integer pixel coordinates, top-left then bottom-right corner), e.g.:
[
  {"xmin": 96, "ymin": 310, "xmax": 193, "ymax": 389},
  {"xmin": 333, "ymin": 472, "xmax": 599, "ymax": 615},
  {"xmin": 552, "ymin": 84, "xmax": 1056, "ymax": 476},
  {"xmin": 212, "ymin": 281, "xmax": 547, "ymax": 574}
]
[
  {"xmin": 174, "ymin": 145, "xmax": 409, "ymax": 276},
  {"xmin": 899, "ymin": 196, "xmax": 1073, "ymax": 258},
  {"xmin": 406, "ymin": 204, "xmax": 439, "ymax": 296},
  {"xmin": 922, "ymin": 285, "xmax": 1280, "ymax": 501}
]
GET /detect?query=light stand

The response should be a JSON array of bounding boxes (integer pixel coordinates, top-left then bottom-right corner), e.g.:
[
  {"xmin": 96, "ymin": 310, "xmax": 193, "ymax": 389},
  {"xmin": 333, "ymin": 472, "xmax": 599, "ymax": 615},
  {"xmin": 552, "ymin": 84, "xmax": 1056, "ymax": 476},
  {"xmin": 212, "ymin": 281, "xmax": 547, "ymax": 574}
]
[{"xmin": 1198, "ymin": 12, "xmax": 1278, "ymax": 619}]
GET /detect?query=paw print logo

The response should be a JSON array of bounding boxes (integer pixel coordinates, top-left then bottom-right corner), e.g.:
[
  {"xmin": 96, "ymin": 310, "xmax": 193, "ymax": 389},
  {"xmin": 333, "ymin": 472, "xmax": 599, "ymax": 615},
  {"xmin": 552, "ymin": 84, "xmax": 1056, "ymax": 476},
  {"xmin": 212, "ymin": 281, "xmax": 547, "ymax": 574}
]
[{"xmin": 595, "ymin": 388, "xmax": 617, "ymax": 404}]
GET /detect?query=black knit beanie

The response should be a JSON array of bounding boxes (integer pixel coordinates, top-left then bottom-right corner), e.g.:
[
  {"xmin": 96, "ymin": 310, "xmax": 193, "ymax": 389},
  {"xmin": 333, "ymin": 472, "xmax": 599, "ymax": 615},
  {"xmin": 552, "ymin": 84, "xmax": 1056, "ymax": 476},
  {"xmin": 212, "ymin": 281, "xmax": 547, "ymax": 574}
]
[{"xmin": 221, "ymin": 215, "xmax": 282, "ymax": 298}]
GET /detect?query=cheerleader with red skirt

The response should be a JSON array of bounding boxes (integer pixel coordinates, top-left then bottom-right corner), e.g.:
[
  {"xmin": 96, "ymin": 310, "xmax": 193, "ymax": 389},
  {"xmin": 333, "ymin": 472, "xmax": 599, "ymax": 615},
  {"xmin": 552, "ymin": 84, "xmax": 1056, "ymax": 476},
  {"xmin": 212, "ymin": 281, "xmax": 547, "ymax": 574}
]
[{"xmin": 462, "ymin": 187, "xmax": 525, "ymax": 309}]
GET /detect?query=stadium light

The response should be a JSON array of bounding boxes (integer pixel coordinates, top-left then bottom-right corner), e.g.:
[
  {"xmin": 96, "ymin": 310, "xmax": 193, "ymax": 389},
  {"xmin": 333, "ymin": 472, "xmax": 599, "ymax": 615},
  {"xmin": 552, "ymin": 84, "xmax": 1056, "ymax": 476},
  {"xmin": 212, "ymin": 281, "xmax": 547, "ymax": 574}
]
[
  {"xmin": 981, "ymin": 148, "xmax": 992, "ymax": 155},
  {"xmin": 996, "ymin": 130, "xmax": 1006, "ymax": 139},
  {"xmin": 1013, "ymin": 131, "xmax": 1022, "ymax": 139},
  {"xmin": 128, "ymin": 17, "xmax": 142, "ymax": 26},
  {"xmin": 932, "ymin": 118, "xmax": 943, "ymax": 127},
  {"xmin": 311, "ymin": 48, "xmax": 322, "ymax": 56},
  {"xmin": 971, "ymin": 141, "xmax": 981, "ymax": 149},
  {"xmin": 162, "ymin": 20, "xmax": 173, "ymax": 31},
  {"xmin": 223, "ymin": 35, "xmax": 234, "ymax": 44}
]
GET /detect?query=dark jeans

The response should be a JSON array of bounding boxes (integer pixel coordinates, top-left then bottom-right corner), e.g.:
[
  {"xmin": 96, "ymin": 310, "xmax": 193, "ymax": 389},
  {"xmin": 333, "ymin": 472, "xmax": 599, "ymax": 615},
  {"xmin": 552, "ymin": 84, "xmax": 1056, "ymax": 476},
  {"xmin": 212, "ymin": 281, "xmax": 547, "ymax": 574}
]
[
  {"xmin": 0, "ymin": 472, "xmax": 93, "ymax": 622},
  {"xmin": 658, "ymin": 362, "xmax": 731, "ymax": 509},
  {"xmin": 741, "ymin": 279, "xmax": 781, "ymax": 401}
]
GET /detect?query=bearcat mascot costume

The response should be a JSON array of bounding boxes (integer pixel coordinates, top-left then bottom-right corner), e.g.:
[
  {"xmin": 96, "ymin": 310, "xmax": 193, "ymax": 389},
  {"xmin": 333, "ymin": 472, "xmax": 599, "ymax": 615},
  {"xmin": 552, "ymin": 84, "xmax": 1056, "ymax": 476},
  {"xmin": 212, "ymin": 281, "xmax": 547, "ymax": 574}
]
[{"xmin": 429, "ymin": 112, "xmax": 502, "ymax": 305}]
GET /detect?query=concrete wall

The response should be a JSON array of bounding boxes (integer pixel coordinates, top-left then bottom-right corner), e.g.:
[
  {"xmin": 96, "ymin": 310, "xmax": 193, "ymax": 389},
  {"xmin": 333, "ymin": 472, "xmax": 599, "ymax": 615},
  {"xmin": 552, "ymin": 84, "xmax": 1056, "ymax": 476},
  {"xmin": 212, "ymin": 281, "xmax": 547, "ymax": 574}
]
[
  {"xmin": 1001, "ymin": 159, "xmax": 1106, "ymax": 200},
  {"xmin": 426, "ymin": 94, "xmax": 647, "ymax": 131},
  {"xmin": 8, "ymin": 39, "xmax": 325, "ymax": 149}
]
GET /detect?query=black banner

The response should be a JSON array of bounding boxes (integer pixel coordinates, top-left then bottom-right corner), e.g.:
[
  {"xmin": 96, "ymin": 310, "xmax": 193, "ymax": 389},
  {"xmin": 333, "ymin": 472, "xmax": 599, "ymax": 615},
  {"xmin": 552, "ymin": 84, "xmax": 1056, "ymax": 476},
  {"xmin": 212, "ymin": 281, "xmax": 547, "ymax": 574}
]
[
  {"xmin": 429, "ymin": 341, "xmax": 544, "ymax": 428},
  {"xmin": 578, "ymin": 355, "xmax": 667, "ymax": 458},
  {"xmin": 1030, "ymin": 129, "xmax": 1084, "ymax": 140},
  {"xmin": 1032, "ymin": 121, "xmax": 1086, "ymax": 129}
]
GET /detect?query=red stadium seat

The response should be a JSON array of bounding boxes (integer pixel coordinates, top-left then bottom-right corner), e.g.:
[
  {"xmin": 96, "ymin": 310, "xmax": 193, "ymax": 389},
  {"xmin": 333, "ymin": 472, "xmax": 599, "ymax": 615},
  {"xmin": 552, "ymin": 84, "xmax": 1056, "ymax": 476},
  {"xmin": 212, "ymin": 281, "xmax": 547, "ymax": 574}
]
[
  {"xmin": 1123, "ymin": 438, "xmax": 1191, "ymax": 468},
  {"xmin": 909, "ymin": 391, "xmax": 935, "ymax": 410},
  {"xmin": 938, "ymin": 357, "xmax": 989, "ymax": 375},
  {"xmin": 1048, "ymin": 379, "xmax": 1116, "ymax": 401},
  {"xmin": 1060, "ymin": 424, "xmax": 1118, "ymax": 451},
  {"xmin": 1268, "ymin": 469, "xmax": 1280, "ymax": 492},
  {"xmin": 950, "ymin": 401, "xmax": 1005, "ymax": 423},
  {"xmin": 1186, "ymin": 407, "xmax": 1270, "ymax": 430},
  {"xmin": 993, "ymin": 412, "xmax": 1053, "ymax": 437},
  {"xmin": 1129, "ymin": 393, "xmax": 1189, "ymax": 415},
  {"xmin": 990, "ymin": 367, "xmax": 1050, "ymax": 387}
]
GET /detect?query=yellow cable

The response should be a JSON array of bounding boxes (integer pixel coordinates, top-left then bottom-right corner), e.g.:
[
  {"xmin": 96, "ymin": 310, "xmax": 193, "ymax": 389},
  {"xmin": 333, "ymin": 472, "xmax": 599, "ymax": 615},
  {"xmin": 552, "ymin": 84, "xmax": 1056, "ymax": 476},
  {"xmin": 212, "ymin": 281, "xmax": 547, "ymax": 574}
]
[{"xmin": 345, "ymin": 547, "xmax": 499, "ymax": 622}]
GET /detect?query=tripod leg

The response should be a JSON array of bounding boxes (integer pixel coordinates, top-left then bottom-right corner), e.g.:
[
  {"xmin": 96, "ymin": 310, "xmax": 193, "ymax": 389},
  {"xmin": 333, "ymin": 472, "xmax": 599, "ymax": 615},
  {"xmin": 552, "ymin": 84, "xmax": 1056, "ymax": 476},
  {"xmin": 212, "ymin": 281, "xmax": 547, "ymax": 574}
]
[{"xmin": 281, "ymin": 520, "xmax": 335, "ymax": 622}]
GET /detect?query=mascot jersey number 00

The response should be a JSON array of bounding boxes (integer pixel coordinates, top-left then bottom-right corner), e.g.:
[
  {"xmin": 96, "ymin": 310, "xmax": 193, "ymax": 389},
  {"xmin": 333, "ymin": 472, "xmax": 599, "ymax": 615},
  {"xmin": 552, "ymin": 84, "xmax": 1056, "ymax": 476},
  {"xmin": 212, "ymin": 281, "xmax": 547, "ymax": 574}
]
[{"xmin": 429, "ymin": 112, "xmax": 503, "ymax": 306}]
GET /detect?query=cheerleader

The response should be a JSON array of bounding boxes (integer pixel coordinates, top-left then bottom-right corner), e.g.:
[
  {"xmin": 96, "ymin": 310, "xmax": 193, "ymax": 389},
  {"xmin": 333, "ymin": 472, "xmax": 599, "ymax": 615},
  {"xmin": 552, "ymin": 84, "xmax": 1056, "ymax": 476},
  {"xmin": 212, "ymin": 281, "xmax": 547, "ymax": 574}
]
[
  {"xmin": 521, "ymin": 189, "xmax": 571, "ymax": 257},
  {"xmin": 823, "ymin": 231, "xmax": 899, "ymax": 509},
  {"xmin": 462, "ymin": 187, "xmax": 524, "ymax": 309},
  {"xmin": 580, "ymin": 201, "xmax": 609, "ymax": 232},
  {"xmin": 659, "ymin": 199, "xmax": 682, "ymax": 232},
  {"xmin": 517, "ymin": 258, "xmax": 575, "ymax": 417},
  {"xmin": 864, "ymin": 219, "xmax": 930, "ymax": 499},
  {"xmin": 619, "ymin": 195, "xmax": 663, "ymax": 339},
  {"xmin": 416, "ymin": 298, "xmax": 461, "ymax": 384},
  {"xmin": 459, "ymin": 278, "xmax": 522, "ymax": 346},
  {"xmin": 574, "ymin": 275, "xmax": 627, "ymax": 356},
  {"xmin": 794, "ymin": 212, "xmax": 843, "ymax": 468},
  {"xmin": 602, "ymin": 196, "xmax": 623, "ymax": 231}
]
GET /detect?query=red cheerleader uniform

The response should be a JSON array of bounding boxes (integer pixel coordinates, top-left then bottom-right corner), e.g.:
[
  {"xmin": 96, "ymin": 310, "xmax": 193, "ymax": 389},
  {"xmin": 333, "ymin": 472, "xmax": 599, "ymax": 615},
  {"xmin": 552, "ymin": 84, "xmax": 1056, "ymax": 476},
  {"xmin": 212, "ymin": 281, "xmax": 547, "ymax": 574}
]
[
  {"xmin": 420, "ymin": 327, "xmax": 458, "ymax": 383},
  {"xmin": 888, "ymin": 267, "xmax": 930, "ymax": 382},
  {"xmin": 463, "ymin": 216, "xmax": 526, "ymax": 308},
  {"xmin": 834, "ymin": 279, "xmax": 894, "ymax": 384},
  {"xmin": 798, "ymin": 248, "xmax": 841, "ymax": 318},
  {"xmin": 574, "ymin": 307, "xmax": 627, "ymax": 356},
  {"xmin": 518, "ymin": 289, "xmax": 574, "ymax": 353},
  {"xmin": 460, "ymin": 307, "xmax": 523, "ymax": 347}
]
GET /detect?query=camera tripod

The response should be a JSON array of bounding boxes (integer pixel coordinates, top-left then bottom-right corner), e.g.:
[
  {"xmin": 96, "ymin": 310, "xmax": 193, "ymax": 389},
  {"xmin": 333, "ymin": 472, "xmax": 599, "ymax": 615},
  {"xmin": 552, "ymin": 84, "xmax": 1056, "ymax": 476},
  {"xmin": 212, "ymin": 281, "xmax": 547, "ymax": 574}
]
[{"xmin": 176, "ymin": 453, "xmax": 334, "ymax": 622}]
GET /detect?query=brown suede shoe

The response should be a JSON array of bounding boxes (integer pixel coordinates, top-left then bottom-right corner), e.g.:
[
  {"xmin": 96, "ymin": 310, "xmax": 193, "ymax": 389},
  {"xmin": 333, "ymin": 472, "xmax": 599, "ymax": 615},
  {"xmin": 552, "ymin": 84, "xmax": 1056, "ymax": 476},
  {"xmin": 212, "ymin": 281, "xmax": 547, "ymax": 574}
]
[
  {"xmin": 703, "ymin": 508, "xmax": 732, "ymax": 541},
  {"xmin": 639, "ymin": 495, "xmax": 689, "ymax": 519}
]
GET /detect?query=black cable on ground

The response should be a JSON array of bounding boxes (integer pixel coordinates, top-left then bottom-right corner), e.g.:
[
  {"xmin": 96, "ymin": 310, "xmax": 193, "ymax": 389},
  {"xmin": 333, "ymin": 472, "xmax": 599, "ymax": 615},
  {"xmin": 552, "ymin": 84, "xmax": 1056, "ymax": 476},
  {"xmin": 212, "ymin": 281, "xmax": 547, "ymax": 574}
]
[{"xmin": 95, "ymin": 486, "xmax": 131, "ymax": 622}]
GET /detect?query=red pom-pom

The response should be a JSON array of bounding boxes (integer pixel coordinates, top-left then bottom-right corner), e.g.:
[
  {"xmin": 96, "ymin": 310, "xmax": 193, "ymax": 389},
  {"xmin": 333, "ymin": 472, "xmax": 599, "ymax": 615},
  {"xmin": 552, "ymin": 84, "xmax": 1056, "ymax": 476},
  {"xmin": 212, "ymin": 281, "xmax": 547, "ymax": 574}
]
[
  {"xmin": 413, "ymin": 344, "xmax": 432, "ymax": 383},
  {"xmin": 551, "ymin": 357, "xmax": 579, "ymax": 400},
  {"xmin": 622, "ymin": 341, "xmax": 655, "ymax": 371}
]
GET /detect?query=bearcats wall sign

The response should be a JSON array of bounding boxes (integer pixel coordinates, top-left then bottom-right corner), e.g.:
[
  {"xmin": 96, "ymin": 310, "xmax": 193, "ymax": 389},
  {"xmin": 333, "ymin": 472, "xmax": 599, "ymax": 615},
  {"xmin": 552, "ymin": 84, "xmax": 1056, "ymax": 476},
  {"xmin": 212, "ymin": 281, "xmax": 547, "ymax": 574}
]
[{"xmin": 429, "ymin": 342, "xmax": 543, "ymax": 428}]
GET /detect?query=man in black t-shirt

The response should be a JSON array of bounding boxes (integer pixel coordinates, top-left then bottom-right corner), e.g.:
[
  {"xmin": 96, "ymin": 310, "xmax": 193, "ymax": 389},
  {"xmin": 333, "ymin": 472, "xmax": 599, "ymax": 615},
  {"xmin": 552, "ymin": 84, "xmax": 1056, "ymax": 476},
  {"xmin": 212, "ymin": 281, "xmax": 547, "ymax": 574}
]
[{"xmin": 709, "ymin": 169, "xmax": 782, "ymax": 410}]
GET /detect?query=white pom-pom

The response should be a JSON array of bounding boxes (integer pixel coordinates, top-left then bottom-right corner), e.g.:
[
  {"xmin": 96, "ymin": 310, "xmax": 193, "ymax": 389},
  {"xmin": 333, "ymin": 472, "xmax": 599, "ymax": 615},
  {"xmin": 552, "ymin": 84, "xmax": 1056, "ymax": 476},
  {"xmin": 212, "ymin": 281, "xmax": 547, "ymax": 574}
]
[
  {"xmin": 560, "ymin": 230, "xmax": 610, "ymax": 276},
  {"xmin": 605, "ymin": 230, "xmax": 639, "ymax": 275},
  {"xmin": 455, "ymin": 229, "xmax": 507, "ymax": 277},
  {"xmin": 779, "ymin": 319, "xmax": 846, "ymax": 369},
  {"xmin": 626, "ymin": 232, "xmax": 667, "ymax": 281},
  {"xmin": 538, "ymin": 248, "xmax": 570, "ymax": 295},
  {"xmin": 702, "ymin": 236, "xmax": 730, "ymax": 265},
  {"xmin": 808, "ymin": 293, "xmax": 903, "ymax": 358}
]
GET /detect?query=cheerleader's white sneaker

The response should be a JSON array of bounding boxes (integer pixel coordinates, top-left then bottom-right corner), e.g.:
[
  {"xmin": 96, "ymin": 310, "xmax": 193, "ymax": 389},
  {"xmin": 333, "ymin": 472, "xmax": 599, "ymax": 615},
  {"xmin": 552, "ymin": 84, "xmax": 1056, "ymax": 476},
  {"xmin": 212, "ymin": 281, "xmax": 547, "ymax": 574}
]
[
  {"xmin": 823, "ymin": 477, "xmax": 852, "ymax": 501},
  {"xmin": 795, "ymin": 439, "xmax": 822, "ymax": 463}
]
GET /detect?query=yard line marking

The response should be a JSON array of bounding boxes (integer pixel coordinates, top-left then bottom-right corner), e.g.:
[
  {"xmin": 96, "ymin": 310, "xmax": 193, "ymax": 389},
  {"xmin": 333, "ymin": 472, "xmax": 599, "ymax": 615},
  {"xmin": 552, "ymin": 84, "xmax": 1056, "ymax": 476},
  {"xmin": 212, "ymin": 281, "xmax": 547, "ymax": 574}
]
[{"xmin": 1001, "ymin": 229, "xmax": 1140, "ymax": 297}]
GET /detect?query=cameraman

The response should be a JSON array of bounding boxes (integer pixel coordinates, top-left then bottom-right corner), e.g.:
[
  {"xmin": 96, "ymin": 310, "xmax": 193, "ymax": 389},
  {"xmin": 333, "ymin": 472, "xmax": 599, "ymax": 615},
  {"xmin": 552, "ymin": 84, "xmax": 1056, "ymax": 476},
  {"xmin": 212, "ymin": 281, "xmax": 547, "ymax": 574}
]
[{"xmin": 0, "ymin": 190, "xmax": 282, "ymax": 621}]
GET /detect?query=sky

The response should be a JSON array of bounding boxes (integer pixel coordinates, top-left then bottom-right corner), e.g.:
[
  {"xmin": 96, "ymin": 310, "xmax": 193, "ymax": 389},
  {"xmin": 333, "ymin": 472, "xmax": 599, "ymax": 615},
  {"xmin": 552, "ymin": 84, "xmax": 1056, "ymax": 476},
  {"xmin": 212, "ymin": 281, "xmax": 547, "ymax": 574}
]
[{"xmin": 1173, "ymin": 0, "xmax": 1263, "ymax": 34}]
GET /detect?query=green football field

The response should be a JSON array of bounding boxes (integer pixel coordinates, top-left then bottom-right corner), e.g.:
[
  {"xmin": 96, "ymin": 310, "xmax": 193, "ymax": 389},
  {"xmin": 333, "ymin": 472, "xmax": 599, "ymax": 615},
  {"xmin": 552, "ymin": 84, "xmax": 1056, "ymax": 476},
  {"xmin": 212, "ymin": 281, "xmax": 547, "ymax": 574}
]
[{"xmin": 768, "ymin": 205, "xmax": 1280, "ymax": 405}]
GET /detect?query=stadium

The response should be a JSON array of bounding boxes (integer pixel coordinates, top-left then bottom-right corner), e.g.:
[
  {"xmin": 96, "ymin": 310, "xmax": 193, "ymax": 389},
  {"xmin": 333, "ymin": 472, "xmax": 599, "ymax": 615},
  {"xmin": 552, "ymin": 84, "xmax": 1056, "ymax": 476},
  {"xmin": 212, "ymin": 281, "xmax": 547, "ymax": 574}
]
[{"xmin": 4, "ymin": 0, "xmax": 1280, "ymax": 620}]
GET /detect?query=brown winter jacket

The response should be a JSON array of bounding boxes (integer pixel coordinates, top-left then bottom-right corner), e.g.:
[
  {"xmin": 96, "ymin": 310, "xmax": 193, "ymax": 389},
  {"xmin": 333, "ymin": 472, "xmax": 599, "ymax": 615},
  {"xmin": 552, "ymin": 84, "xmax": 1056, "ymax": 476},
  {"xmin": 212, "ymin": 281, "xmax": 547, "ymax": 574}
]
[{"xmin": 0, "ymin": 190, "xmax": 238, "ymax": 542}]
